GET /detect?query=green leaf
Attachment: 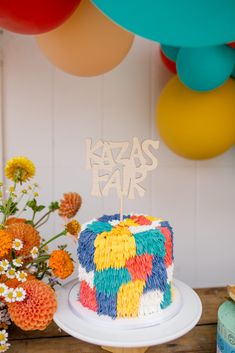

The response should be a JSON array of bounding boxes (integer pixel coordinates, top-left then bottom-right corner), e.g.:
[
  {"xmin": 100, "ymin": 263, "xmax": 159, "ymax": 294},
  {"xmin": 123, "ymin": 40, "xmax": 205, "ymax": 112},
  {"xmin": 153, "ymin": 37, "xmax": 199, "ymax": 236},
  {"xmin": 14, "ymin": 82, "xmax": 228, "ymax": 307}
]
[
  {"xmin": 58, "ymin": 244, "xmax": 67, "ymax": 250},
  {"xmin": 36, "ymin": 205, "xmax": 45, "ymax": 212},
  {"xmin": 49, "ymin": 201, "xmax": 59, "ymax": 211},
  {"xmin": 27, "ymin": 199, "xmax": 37, "ymax": 210},
  {"xmin": 9, "ymin": 202, "xmax": 18, "ymax": 215}
]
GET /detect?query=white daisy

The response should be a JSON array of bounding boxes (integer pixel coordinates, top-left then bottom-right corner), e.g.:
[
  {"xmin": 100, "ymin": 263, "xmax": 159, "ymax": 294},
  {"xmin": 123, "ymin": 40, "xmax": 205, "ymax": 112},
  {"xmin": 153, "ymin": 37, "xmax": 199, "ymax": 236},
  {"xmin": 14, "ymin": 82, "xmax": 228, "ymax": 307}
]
[
  {"xmin": 0, "ymin": 330, "xmax": 8, "ymax": 345},
  {"xmin": 0, "ymin": 261, "xmax": 9, "ymax": 271},
  {"xmin": 12, "ymin": 239, "xmax": 23, "ymax": 251},
  {"xmin": 30, "ymin": 246, "xmax": 39, "ymax": 259},
  {"xmin": 27, "ymin": 265, "xmax": 37, "ymax": 274},
  {"xmin": 0, "ymin": 343, "xmax": 10, "ymax": 352},
  {"xmin": 4, "ymin": 289, "xmax": 15, "ymax": 303},
  {"xmin": 14, "ymin": 287, "xmax": 26, "ymax": 302},
  {"xmin": 6, "ymin": 268, "xmax": 16, "ymax": 279},
  {"xmin": 12, "ymin": 258, "xmax": 23, "ymax": 268},
  {"xmin": 0, "ymin": 284, "xmax": 8, "ymax": 297},
  {"xmin": 16, "ymin": 271, "xmax": 27, "ymax": 282}
]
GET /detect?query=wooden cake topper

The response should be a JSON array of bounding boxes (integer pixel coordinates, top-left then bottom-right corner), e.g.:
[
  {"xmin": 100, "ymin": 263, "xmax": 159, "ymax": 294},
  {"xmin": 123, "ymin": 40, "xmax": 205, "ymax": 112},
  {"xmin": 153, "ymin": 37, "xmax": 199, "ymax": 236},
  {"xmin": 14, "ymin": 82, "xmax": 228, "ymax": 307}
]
[{"xmin": 86, "ymin": 137, "xmax": 159, "ymax": 220}]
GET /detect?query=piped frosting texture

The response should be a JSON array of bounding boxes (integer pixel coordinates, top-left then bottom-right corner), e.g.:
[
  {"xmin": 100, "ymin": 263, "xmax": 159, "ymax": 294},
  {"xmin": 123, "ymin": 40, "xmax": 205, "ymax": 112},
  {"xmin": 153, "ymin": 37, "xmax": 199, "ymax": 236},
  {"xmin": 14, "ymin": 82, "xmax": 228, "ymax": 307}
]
[{"xmin": 77, "ymin": 214, "xmax": 174, "ymax": 319}]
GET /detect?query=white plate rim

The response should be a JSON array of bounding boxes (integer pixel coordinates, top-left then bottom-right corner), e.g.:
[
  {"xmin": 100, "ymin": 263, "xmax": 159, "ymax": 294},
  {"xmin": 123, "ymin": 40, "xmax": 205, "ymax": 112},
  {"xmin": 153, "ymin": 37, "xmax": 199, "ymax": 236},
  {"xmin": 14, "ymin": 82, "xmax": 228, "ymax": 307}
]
[{"xmin": 54, "ymin": 279, "xmax": 202, "ymax": 348}]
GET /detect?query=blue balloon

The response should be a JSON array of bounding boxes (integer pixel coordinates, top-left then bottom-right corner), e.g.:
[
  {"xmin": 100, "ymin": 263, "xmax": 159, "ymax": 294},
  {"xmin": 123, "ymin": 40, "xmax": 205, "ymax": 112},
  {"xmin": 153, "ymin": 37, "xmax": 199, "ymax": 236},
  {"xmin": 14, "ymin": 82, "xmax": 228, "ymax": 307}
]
[
  {"xmin": 161, "ymin": 45, "xmax": 179, "ymax": 61},
  {"xmin": 177, "ymin": 46, "xmax": 235, "ymax": 91},
  {"xmin": 91, "ymin": 0, "xmax": 235, "ymax": 47}
]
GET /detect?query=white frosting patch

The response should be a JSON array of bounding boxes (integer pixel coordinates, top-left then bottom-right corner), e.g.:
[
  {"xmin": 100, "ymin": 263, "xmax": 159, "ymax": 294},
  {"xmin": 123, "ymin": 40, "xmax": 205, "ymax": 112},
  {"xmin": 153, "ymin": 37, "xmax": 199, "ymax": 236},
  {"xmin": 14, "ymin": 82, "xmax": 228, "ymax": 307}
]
[
  {"xmin": 78, "ymin": 265, "xmax": 94, "ymax": 289},
  {"xmin": 109, "ymin": 220, "xmax": 120, "ymax": 226},
  {"xmin": 167, "ymin": 264, "xmax": 174, "ymax": 284},
  {"xmin": 129, "ymin": 221, "xmax": 162, "ymax": 234},
  {"xmin": 81, "ymin": 218, "xmax": 97, "ymax": 232},
  {"xmin": 138, "ymin": 290, "xmax": 164, "ymax": 318}
]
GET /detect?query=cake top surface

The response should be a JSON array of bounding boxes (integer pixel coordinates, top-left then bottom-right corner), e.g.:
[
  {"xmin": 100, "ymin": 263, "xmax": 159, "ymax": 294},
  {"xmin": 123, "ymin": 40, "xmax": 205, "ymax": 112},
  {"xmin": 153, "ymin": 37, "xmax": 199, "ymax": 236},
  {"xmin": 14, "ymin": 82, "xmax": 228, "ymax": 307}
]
[{"xmin": 78, "ymin": 214, "xmax": 173, "ymax": 272}]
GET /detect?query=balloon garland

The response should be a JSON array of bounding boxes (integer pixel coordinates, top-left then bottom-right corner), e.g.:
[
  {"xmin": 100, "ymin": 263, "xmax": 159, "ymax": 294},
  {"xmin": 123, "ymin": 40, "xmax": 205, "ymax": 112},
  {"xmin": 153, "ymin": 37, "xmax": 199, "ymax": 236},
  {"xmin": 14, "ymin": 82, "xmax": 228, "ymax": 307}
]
[
  {"xmin": 0, "ymin": 0, "xmax": 81, "ymax": 34},
  {"xmin": 1, "ymin": 0, "xmax": 235, "ymax": 159},
  {"xmin": 36, "ymin": 0, "xmax": 134, "ymax": 77}
]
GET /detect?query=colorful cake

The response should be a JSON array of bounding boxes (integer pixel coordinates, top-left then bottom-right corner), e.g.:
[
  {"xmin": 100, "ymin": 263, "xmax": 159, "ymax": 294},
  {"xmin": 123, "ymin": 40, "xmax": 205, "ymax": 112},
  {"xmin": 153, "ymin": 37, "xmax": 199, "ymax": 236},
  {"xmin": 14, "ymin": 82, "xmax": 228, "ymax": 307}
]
[{"xmin": 77, "ymin": 214, "xmax": 174, "ymax": 319}]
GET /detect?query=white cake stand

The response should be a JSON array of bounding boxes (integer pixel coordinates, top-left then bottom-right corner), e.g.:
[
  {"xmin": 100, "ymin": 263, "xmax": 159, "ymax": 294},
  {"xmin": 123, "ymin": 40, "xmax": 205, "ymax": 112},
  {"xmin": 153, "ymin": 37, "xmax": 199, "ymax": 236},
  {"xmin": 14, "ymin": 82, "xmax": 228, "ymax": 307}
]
[{"xmin": 54, "ymin": 279, "xmax": 202, "ymax": 353}]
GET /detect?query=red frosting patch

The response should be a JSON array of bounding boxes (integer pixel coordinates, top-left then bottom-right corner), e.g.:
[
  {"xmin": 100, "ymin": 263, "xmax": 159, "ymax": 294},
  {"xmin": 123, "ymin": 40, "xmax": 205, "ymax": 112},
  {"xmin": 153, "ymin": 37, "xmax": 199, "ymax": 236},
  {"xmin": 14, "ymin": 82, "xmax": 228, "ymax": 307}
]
[
  {"xmin": 79, "ymin": 281, "xmax": 97, "ymax": 312},
  {"xmin": 130, "ymin": 215, "xmax": 151, "ymax": 225},
  {"xmin": 126, "ymin": 254, "xmax": 153, "ymax": 281},
  {"xmin": 160, "ymin": 227, "xmax": 173, "ymax": 267}
]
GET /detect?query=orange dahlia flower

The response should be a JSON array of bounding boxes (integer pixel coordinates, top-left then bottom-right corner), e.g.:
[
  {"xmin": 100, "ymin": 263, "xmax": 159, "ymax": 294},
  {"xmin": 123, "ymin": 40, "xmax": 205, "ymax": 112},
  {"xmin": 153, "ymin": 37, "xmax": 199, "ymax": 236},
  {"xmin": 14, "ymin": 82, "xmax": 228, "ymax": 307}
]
[
  {"xmin": 5, "ymin": 217, "xmax": 26, "ymax": 226},
  {"xmin": 4, "ymin": 275, "xmax": 35, "ymax": 289},
  {"xmin": 66, "ymin": 220, "xmax": 81, "ymax": 237},
  {"xmin": 49, "ymin": 250, "xmax": 74, "ymax": 280},
  {"xmin": 0, "ymin": 230, "xmax": 13, "ymax": 259},
  {"xmin": 7, "ymin": 223, "xmax": 40, "ymax": 256},
  {"xmin": 59, "ymin": 192, "xmax": 82, "ymax": 219},
  {"xmin": 8, "ymin": 280, "xmax": 57, "ymax": 331}
]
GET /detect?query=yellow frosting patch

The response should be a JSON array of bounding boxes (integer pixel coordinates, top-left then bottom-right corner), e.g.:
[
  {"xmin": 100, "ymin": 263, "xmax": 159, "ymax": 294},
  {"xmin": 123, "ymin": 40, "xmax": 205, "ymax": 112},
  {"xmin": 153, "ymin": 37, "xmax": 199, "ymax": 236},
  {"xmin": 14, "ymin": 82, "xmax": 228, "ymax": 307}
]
[
  {"xmin": 146, "ymin": 216, "xmax": 162, "ymax": 222},
  {"xmin": 119, "ymin": 219, "xmax": 139, "ymax": 227},
  {"xmin": 94, "ymin": 226, "xmax": 136, "ymax": 270},
  {"xmin": 170, "ymin": 282, "xmax": 174, "ymax": 299},
  {"xmin": 117, "ymin": 280, "xmax": 145, "ymax": 318}
]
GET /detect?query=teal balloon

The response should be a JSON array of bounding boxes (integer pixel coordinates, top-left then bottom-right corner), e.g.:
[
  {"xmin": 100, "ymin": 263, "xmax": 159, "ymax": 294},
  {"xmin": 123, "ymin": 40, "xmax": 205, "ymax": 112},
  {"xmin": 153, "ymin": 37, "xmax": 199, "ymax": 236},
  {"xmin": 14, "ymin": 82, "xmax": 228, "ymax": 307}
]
[
  {"xmin": 231, "ymin": 67, "xmax": 235, "ymax": 79},
  {"xmin": 91, "ymin": 0, "xmax": 235, "ymax": 47},
  {"xmin": 177, "ymin": 46, "xmax": 235, "ymax": 91},
  {"xmin": 161, "ymin": 45, "xmax": 179, "ymax": 61}
]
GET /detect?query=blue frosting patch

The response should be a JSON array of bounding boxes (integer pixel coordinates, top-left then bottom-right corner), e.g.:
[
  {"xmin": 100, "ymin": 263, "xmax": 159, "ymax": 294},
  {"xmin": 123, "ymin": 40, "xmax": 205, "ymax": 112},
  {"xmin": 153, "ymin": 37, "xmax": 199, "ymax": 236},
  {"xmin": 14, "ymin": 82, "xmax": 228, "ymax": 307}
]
[
  {"xmin": 87, "ymin": 221, "xmax": 112, "ymax": 234},
  {"xmin": 98, "ymin": 214, "xmax": 130, "ymax": 222},
  {"xmin": 160, "ymin": 283, "xmax": 172, "ymax": 309},
  {"xmin": 217, "ymin": 333, "xmax": 235, "ymax": 353},
  {"xmin": 94, "ymin": 268, "xmax": 131, "ymax": 296},
  {"xmin": 133, "ymin": 229, "xmax": 166, "ymax": 257},
  {"xmin": 144, "ymin": 255, "xmax": 167, "ymax": 293},
  {"xmin": 77, "ymin": 228, "xmax": 96, "ymax": 272},
  {"xmin": 96, "ymin": 292, "xmax": 117, "ymax": 319}
]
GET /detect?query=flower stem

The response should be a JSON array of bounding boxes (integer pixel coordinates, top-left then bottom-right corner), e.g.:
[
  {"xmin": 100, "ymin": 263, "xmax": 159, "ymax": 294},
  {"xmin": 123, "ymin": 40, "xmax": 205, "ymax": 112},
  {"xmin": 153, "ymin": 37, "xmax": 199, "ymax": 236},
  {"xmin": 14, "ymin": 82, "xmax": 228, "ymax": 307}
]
[
  {"xmin": 39, "ymin": 230, "xmax": 67, "ymax": 250},
  {"xmin": 34, "ymin": 209, "xmax": 53, "ymax": 227},
  {"xmin": 2, "ymin": 180, "xmax": 17, "ymax": 225},
  {"xmin": 17, "ymin": 185, "xmax": 36, "ymax": 217}
]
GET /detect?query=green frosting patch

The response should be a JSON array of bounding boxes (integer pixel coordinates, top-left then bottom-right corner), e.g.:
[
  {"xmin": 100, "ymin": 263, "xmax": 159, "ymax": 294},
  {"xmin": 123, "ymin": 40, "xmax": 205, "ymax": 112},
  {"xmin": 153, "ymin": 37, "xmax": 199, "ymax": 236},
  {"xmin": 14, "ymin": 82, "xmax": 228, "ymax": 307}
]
[
  {"xmin": 87, "ymin": 221, "xmax": 112, "ymax": 234},
  {"xmin": 218, "ymin": 300, "xmax": 235, "ymax": 334},
  {"xmin": 133, "ymin": 229, "xmax": 166, "ymax": 257},
  {"xmin": 94, "ymin": 268, "xmax": 131, "ymax": 296},
  {"xmin": 160, "ymin": 283, "xmax": 172, "ymax": 309}
]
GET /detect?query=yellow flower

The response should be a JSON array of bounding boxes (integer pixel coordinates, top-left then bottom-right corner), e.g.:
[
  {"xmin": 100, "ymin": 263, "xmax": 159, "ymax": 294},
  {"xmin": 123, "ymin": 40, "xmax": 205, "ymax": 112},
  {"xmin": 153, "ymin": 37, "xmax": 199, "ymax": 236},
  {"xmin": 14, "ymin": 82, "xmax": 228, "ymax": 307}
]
[
  {"xmin": 5, "ymin": 157, "xmax": 35, "ymax": 183},
  {"xmin": 66, "ymin": 220, "xmax": 81, "ymax": 237}
]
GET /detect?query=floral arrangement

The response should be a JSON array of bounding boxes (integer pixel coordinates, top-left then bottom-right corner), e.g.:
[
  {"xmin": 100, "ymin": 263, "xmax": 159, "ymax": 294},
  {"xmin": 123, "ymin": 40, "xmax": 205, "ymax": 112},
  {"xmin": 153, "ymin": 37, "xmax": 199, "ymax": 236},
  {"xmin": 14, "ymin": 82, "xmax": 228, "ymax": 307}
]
[{"xmin": 0, "ymin": 156, "xmax": 82, "ymax": 352}]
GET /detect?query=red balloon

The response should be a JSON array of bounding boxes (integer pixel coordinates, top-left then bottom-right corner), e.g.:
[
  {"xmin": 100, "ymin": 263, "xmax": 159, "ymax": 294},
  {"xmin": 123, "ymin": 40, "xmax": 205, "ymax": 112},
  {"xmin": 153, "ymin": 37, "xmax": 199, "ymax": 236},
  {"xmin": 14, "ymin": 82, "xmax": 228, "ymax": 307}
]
[
  {"xmin": 228, "ymin": 42, "xmax": 235, "ymax": 48},
  {"xmin": 160, "ymin": 48, "xmax": 177, "ymax": 74},
  {"xmin": 0, "ymin": 0, "xmax": 81, "ymax": 34}
]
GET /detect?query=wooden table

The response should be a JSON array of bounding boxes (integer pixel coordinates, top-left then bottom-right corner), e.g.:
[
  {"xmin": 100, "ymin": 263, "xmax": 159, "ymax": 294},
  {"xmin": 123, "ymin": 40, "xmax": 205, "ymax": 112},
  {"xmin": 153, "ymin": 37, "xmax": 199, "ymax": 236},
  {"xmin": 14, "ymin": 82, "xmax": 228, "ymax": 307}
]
[{"xmin": 8, "ymin": 287, "xmax": 227, "ymax": 353}]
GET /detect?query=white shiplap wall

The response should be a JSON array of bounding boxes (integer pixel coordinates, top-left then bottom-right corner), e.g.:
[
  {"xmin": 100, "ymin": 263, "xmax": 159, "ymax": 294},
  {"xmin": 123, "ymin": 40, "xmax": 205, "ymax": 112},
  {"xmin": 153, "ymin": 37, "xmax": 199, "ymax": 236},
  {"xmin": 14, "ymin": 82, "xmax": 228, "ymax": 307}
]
[{"xmin": 1, "ymin": 31, "xmax": 235, "ymax": 288}]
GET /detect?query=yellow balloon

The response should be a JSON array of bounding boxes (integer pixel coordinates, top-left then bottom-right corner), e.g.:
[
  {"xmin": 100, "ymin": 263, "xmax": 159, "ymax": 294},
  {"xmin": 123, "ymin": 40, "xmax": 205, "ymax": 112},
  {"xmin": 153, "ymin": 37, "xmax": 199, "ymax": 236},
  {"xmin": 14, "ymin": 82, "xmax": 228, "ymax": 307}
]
[
  {"xmin": 156, "ymin": 76, "xmax": 235, "ymax": 160},
  {"xmin": 36, "ymin": 0, "xmax": 134, "ymax": 77}
]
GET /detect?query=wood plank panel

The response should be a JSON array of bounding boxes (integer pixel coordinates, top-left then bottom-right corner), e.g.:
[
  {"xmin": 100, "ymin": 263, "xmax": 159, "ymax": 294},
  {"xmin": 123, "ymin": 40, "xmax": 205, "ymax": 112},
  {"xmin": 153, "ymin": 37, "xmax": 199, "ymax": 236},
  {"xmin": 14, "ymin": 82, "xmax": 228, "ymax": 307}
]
[{"xmin": 9, "ymin": 325, "xmax": 217, "ymax": 353}]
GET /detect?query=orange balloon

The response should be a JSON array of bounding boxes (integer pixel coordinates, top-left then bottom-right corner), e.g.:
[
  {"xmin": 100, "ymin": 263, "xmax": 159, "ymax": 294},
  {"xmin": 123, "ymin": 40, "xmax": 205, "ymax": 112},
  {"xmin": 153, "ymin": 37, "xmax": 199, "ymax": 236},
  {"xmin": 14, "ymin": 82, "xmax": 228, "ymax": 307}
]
[{"xmin": 36, "ymin": 0, "xmax": 134, "ymax": 77}]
